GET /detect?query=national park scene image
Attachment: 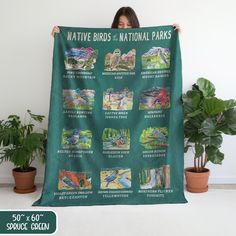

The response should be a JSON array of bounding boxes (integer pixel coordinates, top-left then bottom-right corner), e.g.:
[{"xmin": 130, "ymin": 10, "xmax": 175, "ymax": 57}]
[
  {"xmin": 61, "ymin": 129, "xmax": 92, "ymax": 149},
  {"xmin": 139, "ymin": 87, "xmax": 170, "ymax": 110},
  {"xmin": 139, "ymin": 165, "xmax": 170, "ymax": 189},
  {"xmin": 142, "ymin": 47, "xmax": 170, "ymax": 69},
  {"xmin": 102, "ymin": 128, "xmax": 130, "ymax": 150},
  {"xmin": 58, "ymin": 170, "xmax": 92, "ymax": 190},
  {"xmin": 100, "ymin": 169, "xmax": 131, "ymax": 189},
  {"xmin": 104, "ymin": 48, "xmax": 136, "ymax": 71},
  {"xmin": 63, "ymin": 88, "xmax": 95, "ymax": 110},
  {"xmin": 103, "ymin": 88, "xmax": 133, "ymax": 110},
  {"xmin": 139, "ymin": 127, "xmax": 168, "ymax": 149},
  {"xmin": 64, "ymin": 47, "xmax": 98, "ymax": 70}
]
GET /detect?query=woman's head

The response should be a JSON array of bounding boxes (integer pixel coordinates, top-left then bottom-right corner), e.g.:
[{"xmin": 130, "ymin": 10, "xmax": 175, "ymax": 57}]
[{"xmin": 111, "ymin": 7, "xmax": 140, "ymax": 29}]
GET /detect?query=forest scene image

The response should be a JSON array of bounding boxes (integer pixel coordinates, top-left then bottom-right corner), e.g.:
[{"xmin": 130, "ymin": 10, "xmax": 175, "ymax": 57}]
[
  {"xmin": 58, "ymin": 170, "xmax": 92, "ymax": 190},
  {"xmin": 102, "ymin": 128, "xmax": 130, "ymax": 150},
  {"xmin": 142, "ymin": 47, "xmax": 170, "ymax": 69},
  {"xmin": 61, "ymin": 129, "xmax": 92, "ymax": 149},
  {"xmin": 139, "ymin": 127, "xmax": 168, "ymax": 149},
  {"xmin": 103, "ymin": 88, "xmax": 133, "ymax": 110},
  {"xmin": 104, "ymin": 48, "xmax": 136, "ymax": 71},
  {"xmin": 139, "ymin": 165, "xmax": 170, "ymax": 189},
  {"xmin": 100, "ymin": 169, "xmax": 131, "ymax": 189},
  {"xmin": 63, "ymin": 89, "xmax": 95, "ymax": 110},
  {"xmin": 64, "ymin": 47, "xmax": 98, "ymax": 70},
  {"xmin": 139, "ymin": 87, "xmax": 170, "ymax": 110}
]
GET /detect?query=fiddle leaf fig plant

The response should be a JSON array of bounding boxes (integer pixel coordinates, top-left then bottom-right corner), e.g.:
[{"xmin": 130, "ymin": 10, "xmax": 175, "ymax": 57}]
[
  {"xmin": 0, "ymin": 110, "xmax": 47, "ymax": 171},
  {"xmin": 182, "ymin": 78, "xmax": 236, "ymax": 172}
]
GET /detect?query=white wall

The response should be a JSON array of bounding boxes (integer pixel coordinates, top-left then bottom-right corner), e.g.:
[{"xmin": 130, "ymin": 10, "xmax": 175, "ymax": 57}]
[{"xmin": 1, "ymin": 0, "xmax": 236, "ymax": 184}]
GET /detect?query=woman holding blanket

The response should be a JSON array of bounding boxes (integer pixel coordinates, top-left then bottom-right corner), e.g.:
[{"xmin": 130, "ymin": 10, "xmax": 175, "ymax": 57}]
[{"xmin": 51, "ymin": 6, "xmax": 180, "ymax": 36}]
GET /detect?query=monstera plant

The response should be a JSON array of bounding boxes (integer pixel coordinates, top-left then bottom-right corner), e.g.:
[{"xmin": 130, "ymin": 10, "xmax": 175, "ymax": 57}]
[
  {"xmin": 0, "ymin": 110, "xmax": 47, "ymax": 193},
  {"xmin": 182, "ymin": 78, "xmax": 236, "ymax": 192}
]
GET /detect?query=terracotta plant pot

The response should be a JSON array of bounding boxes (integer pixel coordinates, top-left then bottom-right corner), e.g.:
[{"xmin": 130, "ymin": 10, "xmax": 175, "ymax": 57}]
[
  {"xmin": 184, "ymin": 167, "xmax": 210, "ymax": 193},
  {"xmin": 12, "ymin": 167, "xmax": 37, "ymax": 193}
]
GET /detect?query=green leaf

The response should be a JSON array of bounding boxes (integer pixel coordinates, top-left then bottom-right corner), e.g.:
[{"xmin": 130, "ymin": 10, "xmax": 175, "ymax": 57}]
[
  {"xmin": 196, "ymin": 78, "xmax": 215, "ymax": 97},
  {"xmin": 0, "ymin": 128, "xmax": 21, "ymax": 146},
  {"xmin": 182, "ymin": 94, "xmax": 194, "ymax": 115},
  {"xmin": 186, "ymin": 90, "xmax": 201, "ymax": 108},
  {"xmin": 201, "ymin": 118, "xmax": 219, "ymax": 136},
  {"xmin": 188, "ymin": 133, "xmax": 204, "ymax": 143},
  {"xmin": 184, "ymin": 120, "xmax": 199, "ymax": 137},
  {"xmin": 184, "ymin": 144, "xmax": 192, "ymax": 153},
  {"xmin": 220, "ymin": 108, "xmax": 236, "ymax": 135},
  {"xmin": 223, "ymin": 99, "xmax": 236, "ymax": 111},
  {"xmin": 23, "ymin": 133, "xmax": 45, "ymax": 152},
  {"xmin": 203, "ymin": 98, "xmax": 225, "ymax": 116},
  {"xmin": 188, "ymin": 134, "xmax": 199, "ymax": 142},
  {"xmin": 7, "ymin": 148, "xmax": 30, "ymax": 170},
  {"xmin": 27, "ymin": 110, "xmax": 45, "ymax": 123},
  {"xmin": 202, "ymin": 135, "xmax": 223, "ymax": 148},
  {"xmin": 205, "ymin": 146, "xmax": 224, "ymax": 164},
  {"xmin": 186, "ymin": 109, "xmax": 202, "ymax": 118},
  {"xmin": 183, "ymin": 104, "xmax": 194, "ymax": 116}
]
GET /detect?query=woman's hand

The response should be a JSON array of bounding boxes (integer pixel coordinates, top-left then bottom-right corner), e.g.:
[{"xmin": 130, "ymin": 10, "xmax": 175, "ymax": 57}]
[
  {"xmin": 51, "ymin": 26, "xmax": 60, "ymax": 37},
  {"xmin": 173, "ymin": 24, "xmax": 181, "ymax": 33}
]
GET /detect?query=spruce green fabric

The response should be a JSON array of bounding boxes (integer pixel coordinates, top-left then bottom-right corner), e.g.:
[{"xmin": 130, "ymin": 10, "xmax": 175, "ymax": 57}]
[{"xmin": 33, "ymin": 26, "xmax": 187, "ymax": 206}]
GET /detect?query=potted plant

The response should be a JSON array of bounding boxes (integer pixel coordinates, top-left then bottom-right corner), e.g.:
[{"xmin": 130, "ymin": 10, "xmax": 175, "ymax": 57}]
[
  {"xmin": 182, "ymin": 78, "xmax": 236, "ymax": 192},
  {"xmin": 0, "ymin": 110, "xmax": 47, "ymax": 193}
]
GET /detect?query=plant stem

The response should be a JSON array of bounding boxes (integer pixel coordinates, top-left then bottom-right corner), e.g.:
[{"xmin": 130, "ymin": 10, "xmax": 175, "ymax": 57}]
[
  {"xmin": 203, "ymin": 154, "xmax": 208, "ymax": 168},
  {"xmin": 201, "ymin": 155, "xmax": 203, "ymax": 170},
  {"xmin": 197, "ymin": 157, "xmax": 200, "ymax": 172},
  {"xmin": 194, "ymin": 157, "xmax": 197, "ymax": 171},
  {"xmin": 216, "ymin": 112, "xmax": 223, "ymax": 124}
]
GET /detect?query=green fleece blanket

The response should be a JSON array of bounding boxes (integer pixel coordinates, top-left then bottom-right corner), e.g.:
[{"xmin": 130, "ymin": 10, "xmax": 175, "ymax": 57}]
[{"xmin": 34, "ymin": 25, "xmax": 187, "ymax": 206}]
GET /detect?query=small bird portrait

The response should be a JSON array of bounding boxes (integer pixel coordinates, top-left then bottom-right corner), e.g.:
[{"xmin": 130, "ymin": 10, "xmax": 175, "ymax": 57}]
[{"xmin": 110, "ymin": 48, "xmax": 121, "ymax": 70}]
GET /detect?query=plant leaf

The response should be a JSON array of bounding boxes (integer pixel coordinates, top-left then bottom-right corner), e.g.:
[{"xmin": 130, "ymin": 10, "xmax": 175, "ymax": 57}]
[
  {"xmin": 0, "ymin": 128, "xmax": 21, "ymax": 146},
  {"xmin": 220, "ymin": 108, "xmax": 236, "ymax": 135},
  {"xmin": 196, "ymin": 78, "xmax": 215, "ymax": 97},
  {"xmin": 201, "ymin": 118, "xmax": 220, "ymax": 136},
  {"xmin": 205, "ymin": 146, "xmax": 224, "ymax": 164},
  {"xmin": 184, "ymin": 120, "xmax": 199, "ymax": 138},
  {"xmin": 223, "ymin": 99, "xmax": 236, "ymax": 111},
  {"xmin": 203, "ymin": 98, "xmax": 225, "ymax": 116},
  {"xmin": 201, "ymin": 135, "xmax": 223, "ymax": 148},
  {"xmin": 182, "ymin": 94, "xmax": 195, "ymax": 115},
  {"xmin": 27, "ymin": 110, "xmax": 45, "ymax": 123},
  {"xmin": 186, "ymin": 90, "xmax": 201, "ymax": 108},
  {"xmin": 7, "ymin": 148, "xmax": 30, "ymax": 170},
  {"xmin": 186, "ymin": 109, "xmax": 202, "ymax": 118},
  {"xmin": 23, "ymin": 133, "xmax": 45, "ymax": 152},
  {"xmin": 184, "ymin": 144, "xmax": 192, "ymax": 153}
]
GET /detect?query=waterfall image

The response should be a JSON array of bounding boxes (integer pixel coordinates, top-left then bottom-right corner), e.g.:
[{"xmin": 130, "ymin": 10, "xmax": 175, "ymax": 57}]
[{"xmin": 139, "ymin": 165, "xmax": 170, "ymax": 189}]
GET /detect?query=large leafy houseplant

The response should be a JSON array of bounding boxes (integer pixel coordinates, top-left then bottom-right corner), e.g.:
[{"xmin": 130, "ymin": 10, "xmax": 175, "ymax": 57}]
[
  {"xmin": 0, "ymin": 110, "xmax": 47, "ymax": 171},
  {"xmin": 183, "ymin": 78, "xmax": 236, "ymax": 173}
]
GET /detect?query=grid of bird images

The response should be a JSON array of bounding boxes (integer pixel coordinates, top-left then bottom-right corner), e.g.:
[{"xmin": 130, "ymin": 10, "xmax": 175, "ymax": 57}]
[{"xmin": 59, "ymin": 45, "xmax": 171, "ymax": 192}]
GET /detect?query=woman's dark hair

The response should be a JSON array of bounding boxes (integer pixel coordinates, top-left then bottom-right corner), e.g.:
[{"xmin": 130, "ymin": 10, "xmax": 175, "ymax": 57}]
[{"xmin": 111, "ymin": 7, "xmax": 140, "ymax": 28}]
